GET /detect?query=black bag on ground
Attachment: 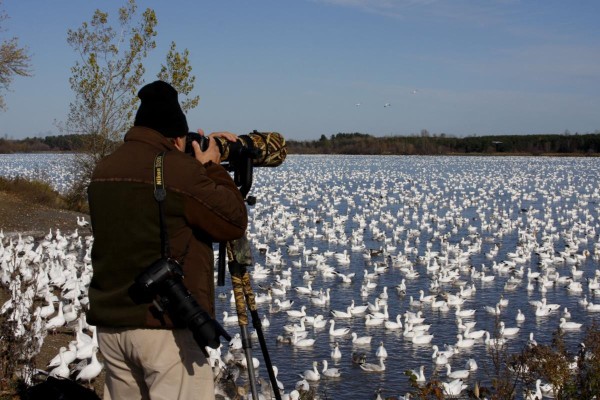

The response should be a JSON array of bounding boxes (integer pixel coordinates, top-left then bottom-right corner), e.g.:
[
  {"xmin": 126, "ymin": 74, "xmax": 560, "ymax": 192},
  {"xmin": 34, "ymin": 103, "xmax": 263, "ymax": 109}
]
[{"xmin": 23, "ymin": 376, "xmax": 100, "ymax": 400}]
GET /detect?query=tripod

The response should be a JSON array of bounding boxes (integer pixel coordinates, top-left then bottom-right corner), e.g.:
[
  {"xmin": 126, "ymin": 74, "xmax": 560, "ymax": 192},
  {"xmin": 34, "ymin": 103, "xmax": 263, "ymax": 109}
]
[{"xmin": 221, "ymin": 240, "xmax": 282, "ymax": 400}]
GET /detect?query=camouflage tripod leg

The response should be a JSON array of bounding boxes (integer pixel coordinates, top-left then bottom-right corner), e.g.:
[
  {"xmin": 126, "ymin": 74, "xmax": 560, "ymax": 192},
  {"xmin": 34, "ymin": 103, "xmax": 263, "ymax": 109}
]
[{"xmin": 226, "ymin": 242, "xmax": 282, "ymax": 400}]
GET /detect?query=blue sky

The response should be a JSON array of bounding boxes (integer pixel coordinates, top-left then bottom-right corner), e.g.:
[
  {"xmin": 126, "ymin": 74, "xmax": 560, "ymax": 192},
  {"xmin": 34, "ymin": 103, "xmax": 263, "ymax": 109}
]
[{"xmin": 2, "ymin": 0, "xmax": 599, "ymax": 141}]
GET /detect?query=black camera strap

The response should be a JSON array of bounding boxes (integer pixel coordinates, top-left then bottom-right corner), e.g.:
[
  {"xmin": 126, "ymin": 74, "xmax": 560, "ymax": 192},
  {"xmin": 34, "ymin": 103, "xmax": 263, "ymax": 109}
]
[{"xmin": 154, "ymin": 152, "xmax": 170, "ymax": 259}]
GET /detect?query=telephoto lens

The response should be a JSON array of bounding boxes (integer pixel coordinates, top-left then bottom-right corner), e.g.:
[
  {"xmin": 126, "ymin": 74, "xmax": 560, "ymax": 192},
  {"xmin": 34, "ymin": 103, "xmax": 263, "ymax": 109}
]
[
  {"xmin": 160, "ymin": 278, "xmax": 232, "ymax": 349},
  {"xmin": 185, "ymin": 130, "xmax": 287, "ymax": 167},
  {"xmin": 128, "ymin": 258, "xmax": 231, "ymax": 350}
]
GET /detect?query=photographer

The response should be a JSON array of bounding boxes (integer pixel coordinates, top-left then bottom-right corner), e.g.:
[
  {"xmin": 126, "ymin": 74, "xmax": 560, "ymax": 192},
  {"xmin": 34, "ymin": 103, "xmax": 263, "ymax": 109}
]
[{"xmin": 86, "ymin": 80, "xmax": 247, "ymax": 400}]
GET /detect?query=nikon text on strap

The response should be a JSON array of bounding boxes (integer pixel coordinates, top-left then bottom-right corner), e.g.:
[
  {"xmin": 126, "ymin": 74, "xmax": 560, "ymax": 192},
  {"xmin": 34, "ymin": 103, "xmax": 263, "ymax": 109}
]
[{"xmin": 154, "ymin": 152, "xmax": 170, "ymax": 259}]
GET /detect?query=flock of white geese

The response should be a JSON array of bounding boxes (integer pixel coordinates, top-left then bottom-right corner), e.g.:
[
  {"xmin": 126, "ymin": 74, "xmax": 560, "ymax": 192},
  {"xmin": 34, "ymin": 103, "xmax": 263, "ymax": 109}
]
[{"xmin": 1, "ymin": 155, "xmax": 600, "ymax": 399}]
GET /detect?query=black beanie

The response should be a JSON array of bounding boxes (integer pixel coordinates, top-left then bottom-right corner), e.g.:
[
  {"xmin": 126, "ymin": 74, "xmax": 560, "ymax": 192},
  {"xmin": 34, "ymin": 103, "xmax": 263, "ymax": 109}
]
[{"xmin": 134, "ymin": 80, "xmax": 189, "ymax": 138}]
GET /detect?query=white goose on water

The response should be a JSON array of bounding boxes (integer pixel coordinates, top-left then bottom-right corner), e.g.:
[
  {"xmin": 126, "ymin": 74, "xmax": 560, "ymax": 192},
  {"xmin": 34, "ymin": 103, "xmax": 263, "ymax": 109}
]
[
  {"xmin": 499, "ymin": 321, "xmax": 520, "ymax": 337},
  {"xmin": 331, "ymin": 342, "xmax": 342, "ymax": 360},
  {"xmin": 411, "ymin": 332, "xmax": 434, "ymax": 344},
  {"xmin": 349, "ymin": 300, "xmax": 369, "ymax": 315},
  {"xmin": 384, "ymin": 314, "xmax": 402, "ymax": 330},
  {"xmin": 328, "ymin": 319, "xmax": 350, "ymax": 336},
  {"xmin": 330, "ymin": 306, "xmax": 353, "ymax": 319},
  {"xmin": 376, "ymin": 341, "xmax": 388, "ymax": 358},
  {"xmin": 559, "ymin": 317, "xmax": 582, "ymax": 330},
  {"xmin": 299, "ymin": 361, "xmax": 320, "ymax": 381},
  {"xmin": 292, "ymin": 331, "xmax": 315, "ymax": 347},
  {"xmin": 445, "ymin": 363, "xmax": 469, "ymax": 379},
  {"xmin": 321, "ymin": 360, "xmax": 341, "ymax": 378},
  {"xmin": 351, "ymin": 332, "xmax": 372, "ymax": 345},
  {"xmin": 408, "ymin": 365, "xmax": 426, "ymax": 383},
  {"xmin": 442, "ymin": 378, "xmax": 467, "ymax": 397},
  {"xmin": 455, "ymin": 333, "xmax": 475, "ymax": 348},
  {"xmin": 359, "ymin": 357, "xmax": 385, "ymax": 372},
  {"xmin": 432, "ymin": 346, "xmax": 449, "ymax": 365},
  {"xmin": 286, "ymin": 305, "xmax": 307, "ymax": 318}
]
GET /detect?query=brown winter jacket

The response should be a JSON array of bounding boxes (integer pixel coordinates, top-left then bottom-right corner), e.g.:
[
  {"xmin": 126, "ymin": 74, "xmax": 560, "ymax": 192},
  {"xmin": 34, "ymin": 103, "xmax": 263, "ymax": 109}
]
[{"xmin": 86, "ymin": 127, "xmax": 247, "ymax": 328}]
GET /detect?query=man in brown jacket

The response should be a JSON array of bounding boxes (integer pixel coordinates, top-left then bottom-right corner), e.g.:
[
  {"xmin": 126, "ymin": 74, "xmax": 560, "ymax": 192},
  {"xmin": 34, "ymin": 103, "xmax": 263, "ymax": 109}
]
[{"xmin": 87, "ymin": 80, "xmax": 248, "ymax": 400}]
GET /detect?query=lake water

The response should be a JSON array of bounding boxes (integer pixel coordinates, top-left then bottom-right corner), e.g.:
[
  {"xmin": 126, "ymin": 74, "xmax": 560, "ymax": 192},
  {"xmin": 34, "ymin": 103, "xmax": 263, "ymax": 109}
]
[{"xmin": 1, "ymin": 153, "xmax": 599, "ymax": 399}]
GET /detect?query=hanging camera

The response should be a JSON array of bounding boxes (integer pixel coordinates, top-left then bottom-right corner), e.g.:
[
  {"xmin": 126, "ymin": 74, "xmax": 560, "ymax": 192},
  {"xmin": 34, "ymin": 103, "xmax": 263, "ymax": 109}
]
[{"xmin": 128, "ymin": 257, "xmax": 231, "ymax": 351}]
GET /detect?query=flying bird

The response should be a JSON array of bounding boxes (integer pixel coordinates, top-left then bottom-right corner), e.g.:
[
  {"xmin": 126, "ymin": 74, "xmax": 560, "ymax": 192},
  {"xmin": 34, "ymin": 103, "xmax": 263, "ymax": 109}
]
[{"xmin": 384, "ymin": 103, "xmax": 391, "ymax": 107}]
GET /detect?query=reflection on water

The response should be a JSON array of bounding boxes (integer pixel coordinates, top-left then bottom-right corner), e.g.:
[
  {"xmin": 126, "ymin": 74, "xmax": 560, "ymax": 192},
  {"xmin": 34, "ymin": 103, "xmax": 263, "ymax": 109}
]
[{"xmin": 216, "ymin": 155, "xmax": 600, "ymax": 399}]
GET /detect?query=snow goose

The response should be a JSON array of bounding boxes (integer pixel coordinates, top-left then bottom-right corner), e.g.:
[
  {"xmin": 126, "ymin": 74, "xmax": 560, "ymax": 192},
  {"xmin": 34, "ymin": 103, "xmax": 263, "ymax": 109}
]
[
  {"xmin": 442, "ymin": 378, "xmax": 467, "ymax": 397},
  {"xmin": 524, "ymin": 379, "xmax": 542, "ymax": 400},
  {"xmin": 586, "ymin": 302, "xmax": 600, "ymax": 312},
  {"xmin": 466, "ymin": 358, "xmax": 478, "ymax": 371},
  {"xmin": 331, "ymin": 342, "xmax": 342, "ymax": 360},
  {"xmin": 376, "ymin": 342, "xmax": 388, "ymax": 359},
  {"xmin": 286, "ymin": 305, "xmax": 307, "ymax": 318},
  {"xmin": 369, "ymin": 304, "xmax": 389, "ymax": 320},
  {"xmin": 321, "ymin": 360, "xmax": 341, "ymax": 378},
  {"xmin": 445, "ymin": 363, "xmax": 469, "ymax": 379},
  {"xmin": 45, "ymin": 301, "xmax": 66, "ymax": 332},
  {"xmin": 283, "ymin": 317, "xmax": 307, "ymax": 334},
  {"xmin": 222, "ymin": 311, "xmax": 239, "ymax": 324},
  {"xmin": 484, "ymin": 303, "xmax": 502, "ymax": 316},
  {"xmin": 292, "ymin": 331, "xmax": 315, "ymax": 347},
  {"xmin": 499, "ymin": 321, "xmax": 520, "ymax": 337},
  {"xmin": 48, "ymin": 350, "xmax": 70, "ymax": 378},
  {"xmin": 330, "ymin": 306, "xmax": 353, "ymax": 319},
  {"xmin": 384, "ymin": 314, "xmax": 403, "ymax": 330},
  {"xmin": 464, "ymin": 326, "xmax": 486, "ymax": 340},
  {"xmin": 349, "ymin": 300, "xmax": 369, "ymax": 315},
  {"xmin": 365, "ymin": 314, "xmax": 384, "ymax": 327},
  {"xmin": 328, "ymin": 319, "xmax": 350, "ymax": 336},
  {"xmin": 294, "ymin": 282, "xmax": 312, "ymax": 295},
  {"xmin": 75, "ymin": 346, "xmax": 103, "ymax": 383},
  {"xmin": 432, "ymin": 346, "xmax": 448, "ymax": 365},
  {"xmin": 484, "ymin": 331, "xmax": 506, "ymax": 349},
  {"xmin": 455, "ymin": 305, "xmax": 476, "ymax": 318},
  {"xmin": 411, "ymin": 332, "xmax": 434, "ymax": 344},
  {"xmin": 351, "ymin": 332, "xmax": 372, "ymax": 345},
  {"xmin": 299, "ymin": 361, "xmax": 320, "ymax": 381},
  {"xmin": 48, "ymin": 341, "xmax": 77, "ymax": 368},
  {"xmin": 407, "ymin": 365, "xmax": 426, "ymax": 383},
  {"xmin": 359, "ymin": 357, "xmax": 385, "ymax": 372},
  {"xmin": 559, "ymin": 317, "xmax": 582, "ymax": 330},
  {"xmin": 455, "ymin": 334, "xmax": 475, "ymax": 348},
  {"xmin": 274, "ymin": 299, "xmax": 294, "ymax": 310}
]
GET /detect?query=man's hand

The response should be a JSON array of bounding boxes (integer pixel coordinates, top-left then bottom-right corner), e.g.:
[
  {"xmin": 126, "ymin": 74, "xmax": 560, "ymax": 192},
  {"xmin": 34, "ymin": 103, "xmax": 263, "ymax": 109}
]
[{"xmin": 192, "ymin": 129, "xmax": 238, "ymax": 165}]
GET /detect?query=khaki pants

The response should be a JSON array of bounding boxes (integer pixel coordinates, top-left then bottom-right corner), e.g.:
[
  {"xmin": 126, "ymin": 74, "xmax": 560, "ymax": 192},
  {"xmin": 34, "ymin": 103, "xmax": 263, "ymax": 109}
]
[{"xmin": 98, "ymin": 327, "xmax": 215, "ymax": 400}]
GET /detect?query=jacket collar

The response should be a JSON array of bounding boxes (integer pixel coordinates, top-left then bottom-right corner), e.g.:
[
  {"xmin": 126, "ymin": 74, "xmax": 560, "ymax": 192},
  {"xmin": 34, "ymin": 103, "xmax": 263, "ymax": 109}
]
[{"xmin": 124, "ymin": 126, "xmax": 180, "ymax": 152}]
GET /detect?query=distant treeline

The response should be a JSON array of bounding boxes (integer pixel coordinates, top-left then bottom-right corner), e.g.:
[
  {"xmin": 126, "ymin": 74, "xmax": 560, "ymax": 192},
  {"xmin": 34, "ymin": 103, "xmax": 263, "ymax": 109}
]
[
  {"xmin": 0, "ymin": 134, "xmax": 87, "ymax": 153},
  {"xmin": 1, "ymin": 132, "xmax": 600, "ymax": 155},
  {"xmin": 288, "ymin": 132, "xmax": 600, "ymax": 155}
]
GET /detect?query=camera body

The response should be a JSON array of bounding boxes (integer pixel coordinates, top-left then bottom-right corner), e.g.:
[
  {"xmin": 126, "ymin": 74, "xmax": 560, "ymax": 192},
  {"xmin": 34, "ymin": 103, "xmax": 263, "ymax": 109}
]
[
  {"xmin": 128, "ymin": 258, "xmax": 231, "ymax": 350},
  {"xmin": 184, "ymin": 132, "xmax": 209, "ymax": 155}
]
